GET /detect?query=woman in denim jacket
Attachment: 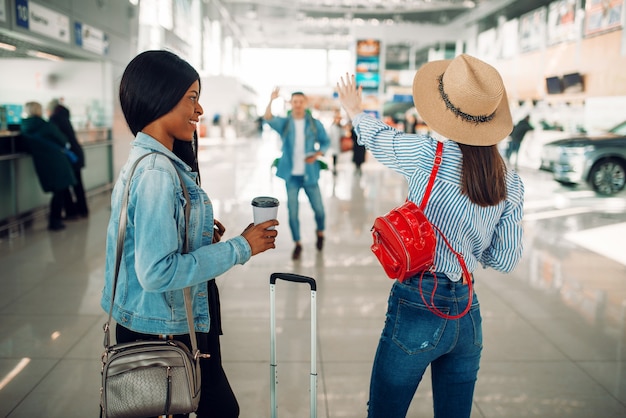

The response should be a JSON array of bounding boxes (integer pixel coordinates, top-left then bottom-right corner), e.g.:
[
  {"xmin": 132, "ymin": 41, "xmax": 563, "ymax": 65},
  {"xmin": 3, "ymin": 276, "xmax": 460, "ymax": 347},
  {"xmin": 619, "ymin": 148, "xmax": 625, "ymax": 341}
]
[{"xmin": 100, "ymin": 50, "xmax": 278, "ymax": 418}]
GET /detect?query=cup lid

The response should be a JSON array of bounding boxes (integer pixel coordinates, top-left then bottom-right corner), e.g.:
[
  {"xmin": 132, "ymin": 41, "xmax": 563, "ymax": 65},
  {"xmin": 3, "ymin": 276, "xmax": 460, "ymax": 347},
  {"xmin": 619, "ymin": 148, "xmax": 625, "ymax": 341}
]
[{"xmin": 251, "ymin": 196, "xmax": 279, "ymax": 208}]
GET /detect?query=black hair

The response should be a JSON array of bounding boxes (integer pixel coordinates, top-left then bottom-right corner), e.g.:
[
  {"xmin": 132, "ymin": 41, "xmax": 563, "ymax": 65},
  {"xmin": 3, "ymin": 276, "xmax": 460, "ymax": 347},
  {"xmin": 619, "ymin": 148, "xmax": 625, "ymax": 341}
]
[
  {"xmin": 291, "ymin": 91, "xmax": 305, "ymax": 97},
  {"xmin": 119, "ymin": 50, "xmax": 201, "ymax": 136},
  {"xmin": 172, "ymin": 132, "xmax": 201, "ymax": 185}
]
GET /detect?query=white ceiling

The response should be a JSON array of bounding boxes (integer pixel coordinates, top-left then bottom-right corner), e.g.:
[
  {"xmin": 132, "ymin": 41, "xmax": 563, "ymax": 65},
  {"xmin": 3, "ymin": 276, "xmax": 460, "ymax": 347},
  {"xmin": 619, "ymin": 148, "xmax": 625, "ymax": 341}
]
[
  {"xmin": 0, "ymin": 0, "xmax": 553, "ymax": 60},
  {"xmin": 215, "ymin": 0, "xmax": 529, "ymax": 49}
]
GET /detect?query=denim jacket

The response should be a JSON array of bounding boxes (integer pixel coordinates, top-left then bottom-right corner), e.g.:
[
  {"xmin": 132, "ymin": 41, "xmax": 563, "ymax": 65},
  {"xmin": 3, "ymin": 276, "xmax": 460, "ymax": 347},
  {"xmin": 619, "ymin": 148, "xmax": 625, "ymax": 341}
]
[
  {"xmin": 100, "ymin": 133, "xmax": 251, "ymax": 334},
  {"xmin": 265, "ymin": 113, "xmax": 330, "ymax": 185}
]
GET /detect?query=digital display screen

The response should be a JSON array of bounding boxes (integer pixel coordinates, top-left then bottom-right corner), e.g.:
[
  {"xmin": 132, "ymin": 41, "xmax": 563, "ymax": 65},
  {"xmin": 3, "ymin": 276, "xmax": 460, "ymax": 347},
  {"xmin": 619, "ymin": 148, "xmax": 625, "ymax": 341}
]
[{"xmin": 546, "ymin": 76, "xmax": 563, "ymax": 94}]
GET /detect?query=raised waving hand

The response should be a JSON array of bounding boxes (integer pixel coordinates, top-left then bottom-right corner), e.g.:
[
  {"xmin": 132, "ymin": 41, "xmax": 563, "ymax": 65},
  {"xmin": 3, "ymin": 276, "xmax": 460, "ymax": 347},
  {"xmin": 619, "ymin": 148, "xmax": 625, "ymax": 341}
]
[{"xmin": 336, "ymin": 73, "xmax": 363, "ymax": 120}]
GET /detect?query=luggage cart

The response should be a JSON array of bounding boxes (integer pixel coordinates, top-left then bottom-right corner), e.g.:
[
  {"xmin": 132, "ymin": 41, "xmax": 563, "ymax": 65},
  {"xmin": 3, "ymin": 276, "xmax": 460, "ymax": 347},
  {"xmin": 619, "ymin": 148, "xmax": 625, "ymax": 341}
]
[{"xmin": 269, "ymin": 273, "xmax": 317, "ymax": 418}]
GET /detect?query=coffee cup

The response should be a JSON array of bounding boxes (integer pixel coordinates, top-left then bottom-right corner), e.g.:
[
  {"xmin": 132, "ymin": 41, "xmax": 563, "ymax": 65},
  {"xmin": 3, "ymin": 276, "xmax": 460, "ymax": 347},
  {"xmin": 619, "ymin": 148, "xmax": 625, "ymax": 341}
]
[{"xmin": 251, "ymin": 196, "xmax": 279, "ymax": 230}]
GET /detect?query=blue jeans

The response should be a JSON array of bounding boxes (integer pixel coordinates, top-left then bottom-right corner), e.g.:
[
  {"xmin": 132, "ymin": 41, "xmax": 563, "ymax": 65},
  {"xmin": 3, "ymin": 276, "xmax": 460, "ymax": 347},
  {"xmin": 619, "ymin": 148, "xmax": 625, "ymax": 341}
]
[
  {"xmin": 368, "ymin": 273, "xmax": 482, "ymax": 418},
  {"xmin": 285, "ymin": 176, "xmax": 325, "ymax": 242}
]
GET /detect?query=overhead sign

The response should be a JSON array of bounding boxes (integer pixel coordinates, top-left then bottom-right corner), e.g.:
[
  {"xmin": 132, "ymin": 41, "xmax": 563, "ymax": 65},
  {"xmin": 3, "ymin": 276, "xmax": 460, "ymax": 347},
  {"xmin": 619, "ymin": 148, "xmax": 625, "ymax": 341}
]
[
  {"xmin": 356, "ymin": 39, "xmax": 381, "ymax": 91},
  {"xmin": 75, "ymin": 21, "xmax": 108, "ymax": 55},
  {"xmin": 15, "ymin": 0, "xmax": 70, "ymax": 43},
  {"xmin": 356, "ymin": 39, "xmax": 381, "ymax": 119}
]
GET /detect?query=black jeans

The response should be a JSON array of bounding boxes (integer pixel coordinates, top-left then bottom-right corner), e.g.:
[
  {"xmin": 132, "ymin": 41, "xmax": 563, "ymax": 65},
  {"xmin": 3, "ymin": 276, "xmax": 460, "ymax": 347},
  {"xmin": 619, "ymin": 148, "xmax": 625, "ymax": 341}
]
[
  {"xmin": 64, "ymin": 167, "xmax": 89, "ymax": 217},
  {"xmin": 49, "ymin": 189, "xmax": 66, "ymax": 227},
  {"xmin": 115, "ymin": 282, "xmax": 239, "ymax": 418}
]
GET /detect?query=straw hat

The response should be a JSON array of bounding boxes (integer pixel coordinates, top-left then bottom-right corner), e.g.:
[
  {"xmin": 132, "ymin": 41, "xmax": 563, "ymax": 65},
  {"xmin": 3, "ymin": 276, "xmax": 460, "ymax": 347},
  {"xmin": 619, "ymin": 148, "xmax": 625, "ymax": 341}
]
[{"xmin": 412, "ymin": 54, "xmax": 512, "ymax": 146}]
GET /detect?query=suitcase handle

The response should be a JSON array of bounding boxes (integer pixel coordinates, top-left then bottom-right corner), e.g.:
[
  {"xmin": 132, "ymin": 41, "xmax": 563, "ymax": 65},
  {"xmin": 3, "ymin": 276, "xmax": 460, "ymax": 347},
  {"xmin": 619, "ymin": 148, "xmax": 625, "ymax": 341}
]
[
  {"xmin": 270, "ymin": 273, "xmax": 317, "ymax": 291},
  {"xmin": 269, "ymin": 272, "xmax": 318, "ymax": 417}
]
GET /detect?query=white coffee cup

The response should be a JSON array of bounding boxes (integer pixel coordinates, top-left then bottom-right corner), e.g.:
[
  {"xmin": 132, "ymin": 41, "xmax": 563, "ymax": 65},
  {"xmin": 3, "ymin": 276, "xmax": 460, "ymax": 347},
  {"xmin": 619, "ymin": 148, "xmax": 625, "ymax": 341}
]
[{"xmin": 251, "ymin": 196, "xmax": 279, "ymax": 230}]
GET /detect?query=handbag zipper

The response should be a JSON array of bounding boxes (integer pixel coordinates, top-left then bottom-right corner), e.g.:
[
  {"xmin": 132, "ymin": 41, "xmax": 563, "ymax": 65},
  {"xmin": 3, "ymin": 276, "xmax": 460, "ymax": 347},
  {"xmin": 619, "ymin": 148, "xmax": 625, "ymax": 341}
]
[
  {"xmin": 165, "ymin": 366, "xmax": 172, "ymax": 414},
  {"xmin": 380, "ymin": 214, "xmax": 410, "ymax": 270}
]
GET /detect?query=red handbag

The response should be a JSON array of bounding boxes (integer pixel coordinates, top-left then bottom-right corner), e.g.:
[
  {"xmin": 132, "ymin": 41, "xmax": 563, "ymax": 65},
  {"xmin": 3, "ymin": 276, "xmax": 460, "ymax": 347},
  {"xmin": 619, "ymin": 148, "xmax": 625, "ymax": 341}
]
[
  {"xmin": 370, "ymin": 142, "xmax": 473, "ymax": 319},
  {"xmin": 371, "ymin": 142, "xmax": 443, "ymax": 282},
  {"xmin": 371, "ymin": 200, "xmax": 437, "ymax": 283}
]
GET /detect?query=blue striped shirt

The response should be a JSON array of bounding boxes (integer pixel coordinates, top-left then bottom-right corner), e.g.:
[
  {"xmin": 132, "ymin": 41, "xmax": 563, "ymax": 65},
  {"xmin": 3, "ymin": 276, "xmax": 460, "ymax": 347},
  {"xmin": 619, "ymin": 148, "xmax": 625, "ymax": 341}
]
[{"xmin": 352, "ymin": 113, "xmax": 524, "ymax": 281}]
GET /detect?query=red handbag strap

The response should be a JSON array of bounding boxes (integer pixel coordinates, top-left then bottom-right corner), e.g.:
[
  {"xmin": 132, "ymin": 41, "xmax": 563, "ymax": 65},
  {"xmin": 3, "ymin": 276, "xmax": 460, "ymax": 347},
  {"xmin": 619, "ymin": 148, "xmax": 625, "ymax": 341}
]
[
  {"xmin": 417, "ymin": 141, "xmax": 474, "ymax": 319},
  {"xmin": 419, "ymin": 141, "xmax": 444, "ymax": 211},
  {"xmin": 419, "ymin": 224, "xmax": 473, "ymax": 320},
  {"xmin": 431, "ymin": 224, "xmax": 471, "ymax": 280}
]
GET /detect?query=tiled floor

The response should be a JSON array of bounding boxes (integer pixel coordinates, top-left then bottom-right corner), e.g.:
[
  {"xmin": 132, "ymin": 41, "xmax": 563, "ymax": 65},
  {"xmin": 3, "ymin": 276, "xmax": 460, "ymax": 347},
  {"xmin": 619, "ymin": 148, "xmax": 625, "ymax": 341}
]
[{"xmin": 1, "ymin": 131, "xmax": 626, "ymax": 417}]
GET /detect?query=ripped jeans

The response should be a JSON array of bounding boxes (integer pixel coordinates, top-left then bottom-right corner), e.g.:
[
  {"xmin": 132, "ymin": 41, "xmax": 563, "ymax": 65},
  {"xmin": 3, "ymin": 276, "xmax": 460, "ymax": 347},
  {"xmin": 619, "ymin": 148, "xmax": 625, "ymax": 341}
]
[{"xmin": 367, "ymin": 273, "xmax": 483, "ymax": 418}]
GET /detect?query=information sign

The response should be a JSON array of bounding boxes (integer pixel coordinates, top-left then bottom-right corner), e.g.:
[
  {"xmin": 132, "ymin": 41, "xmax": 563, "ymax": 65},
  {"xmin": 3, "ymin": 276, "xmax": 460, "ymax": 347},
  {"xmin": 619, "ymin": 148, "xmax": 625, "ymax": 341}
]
[
  {"xmin": 75, "ymin": 21, "xmax": 108, "ymax": 55},
  {"xmin": 15, "ymin": 0, "xmax": 70, "ymax": 43}
]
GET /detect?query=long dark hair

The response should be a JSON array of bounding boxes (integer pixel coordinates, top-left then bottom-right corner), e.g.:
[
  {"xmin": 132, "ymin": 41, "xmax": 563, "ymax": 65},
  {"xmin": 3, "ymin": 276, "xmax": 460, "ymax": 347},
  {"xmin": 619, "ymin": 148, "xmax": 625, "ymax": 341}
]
[
  {"xmin": 457, "ymin": 144, "xmax": 507, "ymax": 206},
  {"xmin": 172, "ymin": 131, "xmax": 201, "ymax": 184},
  {"xmin": 119, "ymin": 50, "xmax": 200, "ymax": 136}
]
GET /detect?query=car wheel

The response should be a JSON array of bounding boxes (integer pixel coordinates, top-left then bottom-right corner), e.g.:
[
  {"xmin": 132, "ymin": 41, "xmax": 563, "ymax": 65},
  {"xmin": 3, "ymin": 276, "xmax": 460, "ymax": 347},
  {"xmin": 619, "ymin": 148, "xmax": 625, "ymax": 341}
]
[{"xmin": 589, "ymin": 159, "xmax": 626, "ymax": 195}]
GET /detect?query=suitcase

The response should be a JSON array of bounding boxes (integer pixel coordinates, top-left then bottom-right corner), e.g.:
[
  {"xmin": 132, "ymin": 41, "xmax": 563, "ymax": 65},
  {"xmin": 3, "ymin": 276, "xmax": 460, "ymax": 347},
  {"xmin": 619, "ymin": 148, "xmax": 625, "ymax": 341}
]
[{"xmin": 269, "ymin": 273, "xmax": 317, "ymax": 418}]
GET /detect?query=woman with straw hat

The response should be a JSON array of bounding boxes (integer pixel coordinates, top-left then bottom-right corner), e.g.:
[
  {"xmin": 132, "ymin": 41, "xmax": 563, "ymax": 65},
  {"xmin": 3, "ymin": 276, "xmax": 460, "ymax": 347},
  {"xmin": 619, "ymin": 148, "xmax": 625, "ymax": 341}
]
[{"xmin": 337, "ymin": 54, "xmax": 524, "ymax": 418}]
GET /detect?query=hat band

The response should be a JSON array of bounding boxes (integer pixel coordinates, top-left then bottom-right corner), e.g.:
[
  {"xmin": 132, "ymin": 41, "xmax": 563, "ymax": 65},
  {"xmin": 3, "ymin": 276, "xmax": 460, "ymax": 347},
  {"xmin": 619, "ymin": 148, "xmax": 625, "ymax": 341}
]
[{"xmin": 438, "ymin": 74, "xmax": 495, "ymax": 124}]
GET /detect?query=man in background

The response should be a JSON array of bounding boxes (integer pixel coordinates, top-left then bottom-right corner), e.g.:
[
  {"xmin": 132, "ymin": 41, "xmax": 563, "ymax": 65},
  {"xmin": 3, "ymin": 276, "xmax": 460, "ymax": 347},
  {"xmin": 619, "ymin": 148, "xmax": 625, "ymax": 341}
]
[{"xmin": 264, "ymin": 89, "xmax": 330, "ymax": 260}]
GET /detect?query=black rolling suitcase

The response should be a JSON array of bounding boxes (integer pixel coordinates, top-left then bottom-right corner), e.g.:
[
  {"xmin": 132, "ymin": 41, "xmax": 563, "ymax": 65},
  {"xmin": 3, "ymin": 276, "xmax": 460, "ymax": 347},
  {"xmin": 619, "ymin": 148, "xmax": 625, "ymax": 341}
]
[{"xmin": 269, "ymin": 273, "xmax": 317, "ymax": 418}]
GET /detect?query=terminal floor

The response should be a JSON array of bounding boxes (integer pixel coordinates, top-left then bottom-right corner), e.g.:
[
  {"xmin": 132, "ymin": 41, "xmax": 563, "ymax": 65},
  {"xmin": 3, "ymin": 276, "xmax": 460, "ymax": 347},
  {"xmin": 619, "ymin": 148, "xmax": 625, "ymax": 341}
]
[{"xmin": 1, "ymin": 133, "xmax": 626, "ymax": 417}]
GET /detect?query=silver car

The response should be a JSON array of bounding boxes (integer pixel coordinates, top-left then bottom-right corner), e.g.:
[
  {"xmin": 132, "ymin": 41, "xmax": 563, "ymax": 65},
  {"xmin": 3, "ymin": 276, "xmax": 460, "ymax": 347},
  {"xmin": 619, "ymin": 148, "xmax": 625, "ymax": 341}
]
[{"xmin": 540, "ymin": 120, "xmax": 626, "ymax": 195}]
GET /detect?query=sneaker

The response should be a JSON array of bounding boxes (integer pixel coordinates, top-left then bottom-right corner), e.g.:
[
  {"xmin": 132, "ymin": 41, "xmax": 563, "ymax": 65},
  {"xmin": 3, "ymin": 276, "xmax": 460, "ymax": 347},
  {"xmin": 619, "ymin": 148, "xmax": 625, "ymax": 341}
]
[
  {"xmin": 292, "ymin": 244, "xmax": 302, "ymax": 260},
  {"xmin": 316, "ymin": 235, "xmax": 324, "ymax": 251}
]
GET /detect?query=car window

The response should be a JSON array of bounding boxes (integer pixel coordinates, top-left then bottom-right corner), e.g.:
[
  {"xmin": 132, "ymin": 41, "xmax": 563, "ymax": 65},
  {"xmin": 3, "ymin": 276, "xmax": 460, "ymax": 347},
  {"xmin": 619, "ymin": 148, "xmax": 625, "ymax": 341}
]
[{"xmin": 609, "ymin": 120, "xmax": 626, "ymax": 135}]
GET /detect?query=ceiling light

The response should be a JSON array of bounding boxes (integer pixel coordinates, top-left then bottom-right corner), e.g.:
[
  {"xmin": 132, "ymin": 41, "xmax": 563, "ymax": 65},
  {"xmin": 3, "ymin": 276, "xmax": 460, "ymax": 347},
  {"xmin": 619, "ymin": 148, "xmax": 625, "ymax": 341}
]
[
  {"xmin": 26, "ymin": 50, "xmax": 63, "ymax": 61},
  {"xmin": 0, "ymin": 42, "xmax": 16, "ymax": 51}
]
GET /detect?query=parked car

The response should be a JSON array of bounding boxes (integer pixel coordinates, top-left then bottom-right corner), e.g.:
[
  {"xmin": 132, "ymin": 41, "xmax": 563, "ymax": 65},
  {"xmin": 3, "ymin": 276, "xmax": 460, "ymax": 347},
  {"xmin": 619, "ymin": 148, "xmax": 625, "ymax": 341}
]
[{"xmin": 539, "ymin": 120, "xmax": 626, "ymax": 195}]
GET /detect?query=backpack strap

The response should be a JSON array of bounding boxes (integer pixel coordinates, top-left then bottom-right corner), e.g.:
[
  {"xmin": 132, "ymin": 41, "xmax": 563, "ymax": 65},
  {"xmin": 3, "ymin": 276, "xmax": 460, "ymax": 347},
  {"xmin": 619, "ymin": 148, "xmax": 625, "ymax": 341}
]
[
  {"xmin": 419, "ymin": 141, "xmax": 444, "ymax": 211},
  {"xmin": 416, "ymin": 141, "xmax": 474, "ymax": 318}
]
